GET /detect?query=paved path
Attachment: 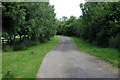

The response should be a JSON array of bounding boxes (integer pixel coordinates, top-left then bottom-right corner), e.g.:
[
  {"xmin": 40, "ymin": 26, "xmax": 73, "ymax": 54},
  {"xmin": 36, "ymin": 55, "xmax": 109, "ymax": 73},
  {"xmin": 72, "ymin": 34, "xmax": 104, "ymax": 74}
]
[{"xmin": 37, "ymin": 36, "xmax": 118, "ymax": 78}]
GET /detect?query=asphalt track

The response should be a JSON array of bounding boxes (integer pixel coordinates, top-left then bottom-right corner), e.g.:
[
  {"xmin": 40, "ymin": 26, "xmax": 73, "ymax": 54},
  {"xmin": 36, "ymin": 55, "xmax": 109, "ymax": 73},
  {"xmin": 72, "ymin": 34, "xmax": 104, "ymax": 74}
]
[{"xmin": 37, "ymin": 36, "xmax": 118, "ymax": 78}]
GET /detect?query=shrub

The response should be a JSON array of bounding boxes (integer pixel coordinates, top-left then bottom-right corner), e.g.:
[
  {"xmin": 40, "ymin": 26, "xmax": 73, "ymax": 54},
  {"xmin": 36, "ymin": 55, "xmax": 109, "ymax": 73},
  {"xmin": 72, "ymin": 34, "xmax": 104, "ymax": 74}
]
[
  {"xmin": 13, "ymin": 43, "xmax": 27, "ymax": 51},
  {"xmin": 23, "ymin": 40, "xmax": 39, "ymax": 47},
  {"xmin": 3, "ymin": 40, "xmax": 40, "ymax": 51},
  {"xmin": 3, "ymin": 45, "xmax": 13, "ymax": 52},
  {"xmin": 109, "ymin": 34, "xmax": 120, "ymax": 50},
  {"xmin": 23, "ymin": 40, "xmax": 32, "ymax": 47},
  {"xmin": 30, "ymin": 41, "xmax": 39, "ymax": 46}
]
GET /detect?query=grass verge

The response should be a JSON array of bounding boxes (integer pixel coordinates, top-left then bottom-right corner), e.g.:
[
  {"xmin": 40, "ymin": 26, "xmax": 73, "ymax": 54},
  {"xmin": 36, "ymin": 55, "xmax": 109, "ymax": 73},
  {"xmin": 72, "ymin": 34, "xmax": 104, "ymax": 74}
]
[
  {"xmin": 69, "ymin": 37, "xmax": 119, "ymax": 67},
  {"xmin": 2, "ymin": 36, "xmax": 60, "ymax": 78}
]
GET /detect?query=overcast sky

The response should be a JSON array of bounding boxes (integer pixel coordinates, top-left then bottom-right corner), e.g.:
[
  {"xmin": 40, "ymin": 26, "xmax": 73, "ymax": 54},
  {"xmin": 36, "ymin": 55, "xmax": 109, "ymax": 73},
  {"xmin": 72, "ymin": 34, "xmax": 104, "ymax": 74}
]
[{"xmin": 49, "ymin": 0, "xmax": 86, "ymax": 19}]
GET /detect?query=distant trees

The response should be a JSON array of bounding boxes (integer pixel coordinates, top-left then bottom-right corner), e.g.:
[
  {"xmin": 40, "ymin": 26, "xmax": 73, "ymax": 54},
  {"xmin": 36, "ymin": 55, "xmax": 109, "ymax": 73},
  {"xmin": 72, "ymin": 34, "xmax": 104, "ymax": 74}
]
[
  {"xmin": 57, "ymin": 2, "xmax": 120, "ymax": 50},
  {"xmin": 2, "ymin": 2, "xmax": 120, "ymax": 50},
  {"xmin": 2, "ymin": 2, "xmax": 56, "ymax": 44},
  {"xmin": 57, "ymin": 16, "xmax": 81, "ymax": 36}
]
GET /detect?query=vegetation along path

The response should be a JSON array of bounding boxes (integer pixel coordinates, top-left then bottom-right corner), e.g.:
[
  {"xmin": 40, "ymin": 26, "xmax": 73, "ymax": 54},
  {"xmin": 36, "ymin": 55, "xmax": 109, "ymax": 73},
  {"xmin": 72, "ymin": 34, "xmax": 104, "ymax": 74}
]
[{"xmin": 37, "ymin": 36, "xmax": 118, "ymax": 78}]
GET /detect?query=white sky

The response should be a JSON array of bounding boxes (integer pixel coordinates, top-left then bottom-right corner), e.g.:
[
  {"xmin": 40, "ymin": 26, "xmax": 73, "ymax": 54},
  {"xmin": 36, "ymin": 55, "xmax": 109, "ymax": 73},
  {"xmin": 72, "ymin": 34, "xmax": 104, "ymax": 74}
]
[{"xmin": 49, "ymin": 0, "xmax": 86, "ymax": 19}]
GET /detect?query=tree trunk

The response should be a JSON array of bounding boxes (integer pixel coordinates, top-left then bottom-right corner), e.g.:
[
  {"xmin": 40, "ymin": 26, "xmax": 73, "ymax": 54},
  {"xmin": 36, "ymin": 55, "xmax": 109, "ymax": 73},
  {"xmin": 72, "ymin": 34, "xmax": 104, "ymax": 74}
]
[
  {"xmin": 7, "ymin": 39, "xmax": 9, "ymax": 44},
  {"xmin": 24, "ymin": 34, "xmax": 26, "ymax": 40},
  {"xmin": 10, "ymin": 37, "xmax": 12, "ymax": 44},
  {"xmin": 13, "ymin": 35, "xmax": 16, "ymax": 43},
  {"xmin": 20, "ymin": 34, "xmax": 22, "ymax": 42}
]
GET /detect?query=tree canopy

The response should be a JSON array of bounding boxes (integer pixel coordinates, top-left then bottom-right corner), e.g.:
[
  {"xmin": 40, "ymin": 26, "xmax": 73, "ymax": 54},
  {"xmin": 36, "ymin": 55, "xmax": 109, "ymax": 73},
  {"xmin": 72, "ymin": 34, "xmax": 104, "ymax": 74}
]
[
  {"xmin": 2, "ymin": 2, "xmax": 56, "ymax": 44},
  {"xmin": 56, "ymin": 2, "xmax": 120, "ymax": 50}
]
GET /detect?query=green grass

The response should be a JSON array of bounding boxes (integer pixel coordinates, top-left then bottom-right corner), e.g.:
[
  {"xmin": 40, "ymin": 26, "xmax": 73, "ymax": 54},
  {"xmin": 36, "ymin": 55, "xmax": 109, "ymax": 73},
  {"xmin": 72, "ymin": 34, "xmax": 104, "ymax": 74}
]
[
  {"xmin": 2, "ymin": 36, "xmax": 60, "ymax": 78},
  {"xmin": 0, "ymin": 50, "xmax": 2, "ymax": 80},
  {"xmin": 69, "ymin": 37, "xmax": 119, "ymax": 67}
]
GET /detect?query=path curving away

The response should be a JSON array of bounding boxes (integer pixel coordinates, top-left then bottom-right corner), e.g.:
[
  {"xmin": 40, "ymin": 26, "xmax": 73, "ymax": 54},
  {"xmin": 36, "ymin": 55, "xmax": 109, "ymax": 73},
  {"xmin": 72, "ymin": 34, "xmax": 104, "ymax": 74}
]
[{"xmin": 37, "ymin": 36, "xmax": 118, "ymax": 78}]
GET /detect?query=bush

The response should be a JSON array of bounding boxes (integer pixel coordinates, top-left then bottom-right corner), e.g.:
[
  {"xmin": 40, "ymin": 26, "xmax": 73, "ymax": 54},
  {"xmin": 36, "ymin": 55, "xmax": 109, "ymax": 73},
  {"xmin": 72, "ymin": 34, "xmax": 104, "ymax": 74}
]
[
  {"xmin": 2, "ymin": 40, "xmax": 40, "ymax": 51},
  {"xmin": 23, "ymin": 40, "xmax": 32, "ymax": 47},
  {"xmin": 29, "ymin": 41, "xmax": 39, "ymax": 46},
  {"xmin": 23, "ymin": 40, "xmax": 39, "ymax": 47},
  {"xmin": 3, "ymin": 45, "xmax": 13, "ymax": 52},
  {"xmin": 109, "ymin": 34, "xmax": 120, "ymax": 50},
  {"xmin": 13, "ymin": 43, "xmax": 27, "ymax": 51}
]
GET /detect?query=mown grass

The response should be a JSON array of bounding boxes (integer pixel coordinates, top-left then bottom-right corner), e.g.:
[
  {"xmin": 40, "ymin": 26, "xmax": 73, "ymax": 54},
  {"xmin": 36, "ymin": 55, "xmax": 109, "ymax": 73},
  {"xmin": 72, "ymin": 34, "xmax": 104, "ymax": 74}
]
[
  {"xmin": 2, "ymin": 36, "xmax": 60, "ymax": 78},
  {"xmin": 69, "ymin": 37, "xmax": 119, "ymax": 67}
]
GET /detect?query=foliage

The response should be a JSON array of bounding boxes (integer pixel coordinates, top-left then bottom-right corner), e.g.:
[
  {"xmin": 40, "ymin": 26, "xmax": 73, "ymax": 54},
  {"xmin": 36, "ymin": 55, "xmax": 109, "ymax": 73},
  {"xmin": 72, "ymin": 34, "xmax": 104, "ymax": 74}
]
[
  {"xmin": 2, "ymin": 45, "xmax": 13, "ymax": 52},
  {"xmin": 2, "ymin": 2, "xmax": 56, "ymax": 45},
  {"xmin": 57, "ymin": 16, "xmax": 81, "ymax": 36},
  {"xmin": 57, "ymin": 2, "xmax": 120, "ymax": 50},
  {"xmin": 13, "ymin": 43, "xmax": 27, "ymax": 51},
  {"xmin": 3, "ymin": 39, "xmax": 41, "ymax": 52},
  {"xmin": 109, "ymin": 34, "xmax": 120, "ymax": 50}
]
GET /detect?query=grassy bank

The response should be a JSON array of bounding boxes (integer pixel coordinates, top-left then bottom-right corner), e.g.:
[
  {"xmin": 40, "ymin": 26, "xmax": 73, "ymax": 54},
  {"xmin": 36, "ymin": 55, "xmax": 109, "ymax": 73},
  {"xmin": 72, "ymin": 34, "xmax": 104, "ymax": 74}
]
[
  {"xmin": 69, "ymin": 37, "xmax": 119, "ymax": 67},
  {"xmin": 2, "ymin": 36, "xmax": 60, "ymax": 78}
]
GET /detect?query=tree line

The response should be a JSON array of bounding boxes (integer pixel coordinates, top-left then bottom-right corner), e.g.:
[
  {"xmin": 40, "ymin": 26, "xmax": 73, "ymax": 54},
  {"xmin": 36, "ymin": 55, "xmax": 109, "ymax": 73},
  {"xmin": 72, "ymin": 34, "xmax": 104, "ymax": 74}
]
[
  {"xmin": 2, "ymin": 2, "xmax": 57, "ymax": 51},
  {"xmin": 57, "ymin": 2, "xmax": 120, "ymax": 50},
  {"xmin": 2, "ymin": 2, "xmax": 56, "ymax": 44},
  {"xmin": 2, "ymin": 2, "xmax": 120, "ymax": 51}
]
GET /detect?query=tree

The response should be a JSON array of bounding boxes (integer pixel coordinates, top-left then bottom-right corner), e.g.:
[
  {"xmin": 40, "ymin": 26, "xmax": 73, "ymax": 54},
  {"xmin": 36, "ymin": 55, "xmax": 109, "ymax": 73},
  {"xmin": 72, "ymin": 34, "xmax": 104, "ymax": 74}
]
[
  {"xmin": 56, "ymin": 2, "xmax": 120, "ymax": 50},
  {"xmin": 2, "ymin": 2, "xmax": 56, "ymax": 45}
]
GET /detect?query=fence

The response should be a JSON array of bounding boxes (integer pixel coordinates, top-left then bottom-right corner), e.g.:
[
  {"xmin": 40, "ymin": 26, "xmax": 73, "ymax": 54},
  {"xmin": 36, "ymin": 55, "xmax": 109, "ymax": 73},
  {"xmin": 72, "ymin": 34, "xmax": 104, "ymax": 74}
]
[{"xmin": 1, "ymin": 39, "xmax": 8, "ymax": 44}]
